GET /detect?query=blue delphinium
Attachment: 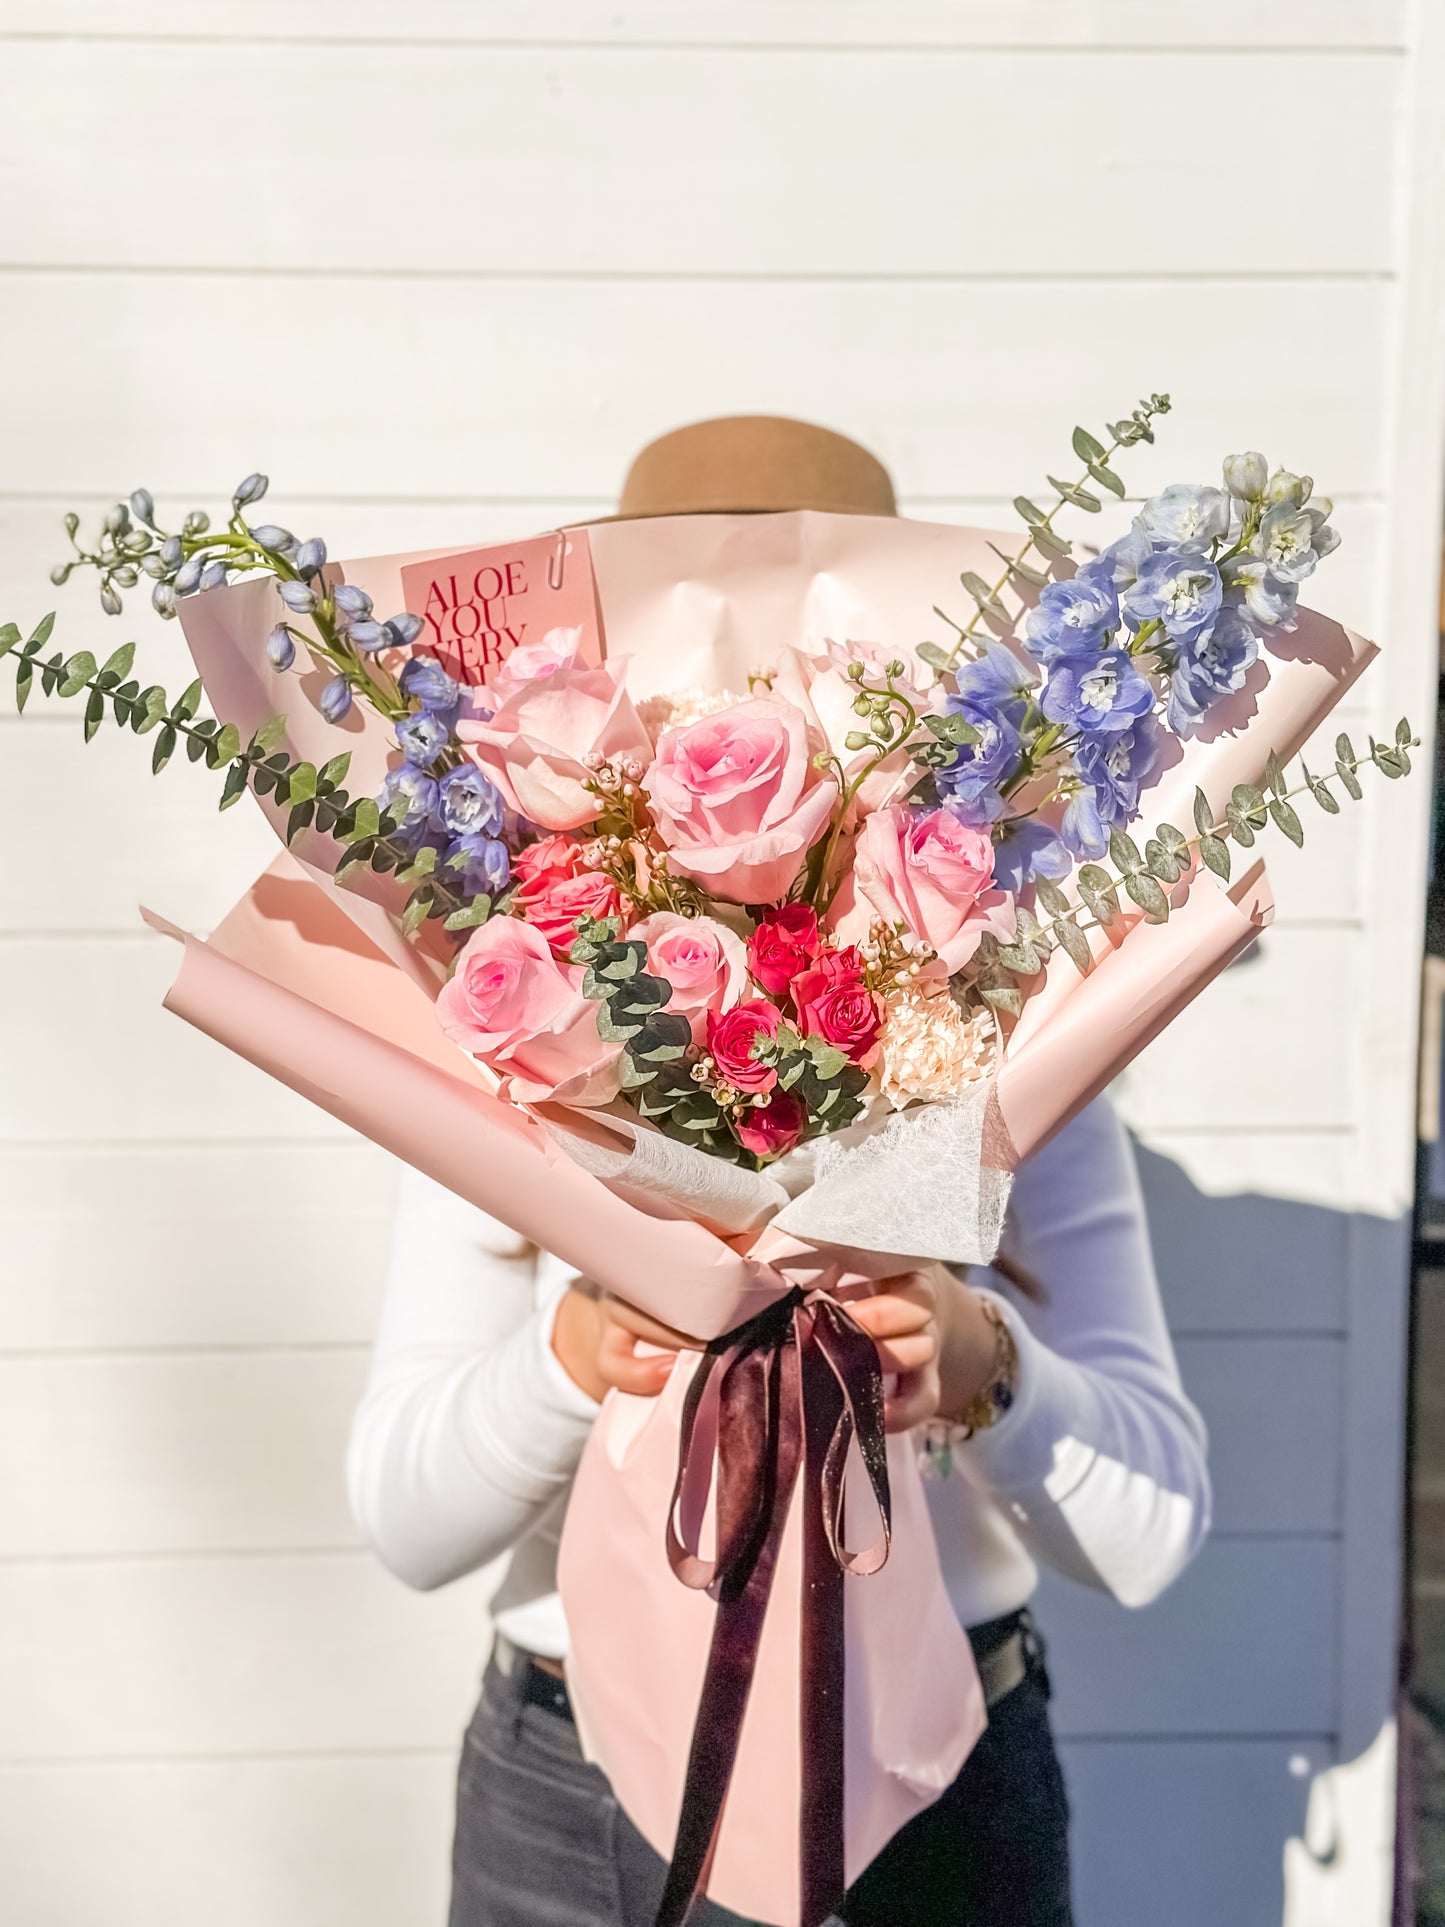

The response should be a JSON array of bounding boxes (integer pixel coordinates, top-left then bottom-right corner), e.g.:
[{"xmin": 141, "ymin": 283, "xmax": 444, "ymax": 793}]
[
  {"xmin": 1165, "ymin": 605, "xmax": 1261, "ymax": 734},
  {"xmin": 990, "ymin": 816, "xmax": 1072, "ymax": 896},
  {"xmin": 448, "ymin": 833, "xmax": 512, "ymax": 899},
  {"xmin": 1041, "ymin": 649, "xmax": 1155, "ymax": 735},
  {"xmin": 934, "ymin": 696, "xmax": 1024, "ymax": 826},
  {"xmin": 395, "ymin": 710, "xmax": 450, "ymax": 769},
  {"xmin": 377, "ymin": 767, "xmax": 441, "ymax": 852},
  {"xmin": 1062, "ymin": 713, "xmax": 1166, "ymax": 859},
  {"xmin": 1133, "ymin": 483, "xmax": 1230, "ymax": 553},
  {"xmin": 438, "ymin": 765, "xmax": 505, "ymax": 839},
  {"xmin": 399, "ymin": 655, "xmax": 461, "ymax": 712},
  {"xmin": 1024, "ymin": 573, "xmax": 1118, "ymax": 666},
  {"xmin": 1121, "ymin": 548, "xmax": 1223, "ymax": 646},
  {"xmin": 319, "ymin": 675, "xmax": 353, "ymax": 724},
  {"xmin": 1079, "ymin": 525, "xmax": 1151, "ymax": 594}
]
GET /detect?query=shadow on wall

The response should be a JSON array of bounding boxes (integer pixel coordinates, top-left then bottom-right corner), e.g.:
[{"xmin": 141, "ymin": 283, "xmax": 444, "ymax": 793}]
[{"xmin": 1035, "ymin": 1135, "xmax": 1405, "ymax": 1927}]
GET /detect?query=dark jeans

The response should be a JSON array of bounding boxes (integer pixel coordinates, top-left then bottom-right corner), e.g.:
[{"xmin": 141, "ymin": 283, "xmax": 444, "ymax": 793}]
[{"xmin": 448, "ymin": 1612, "xmax": 1072, "ymax": 1927}]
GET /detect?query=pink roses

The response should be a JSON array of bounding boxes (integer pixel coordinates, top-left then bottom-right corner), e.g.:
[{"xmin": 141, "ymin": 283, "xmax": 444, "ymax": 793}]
[
  {"xmin": 631, "ymin": 911, "xmax": 747, "ymax": 1039},
  {"xmin": 643, "ymin": 697, "xmax": 838, "ymax": 904},
  {"xmin": 437, "ymin": 916, "xmax": 620, "ymax": 1106},
  {"xmin": 856, "ymin": 805, "xmax": 1014, "ymax": 973},
  {"xmin": 458, "ymin": 658, "xmax": 652, "ymax": 832},
  {"xmin": 511, "ymin": 836, "xmax": 624, "ymax": 959}
]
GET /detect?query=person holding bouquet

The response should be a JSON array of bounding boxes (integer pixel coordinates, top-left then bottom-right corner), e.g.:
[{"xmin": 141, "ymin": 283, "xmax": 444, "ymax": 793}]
[{"xmin": 346, "ymin": 422, "xmax": 1213, "ymax": 1927}]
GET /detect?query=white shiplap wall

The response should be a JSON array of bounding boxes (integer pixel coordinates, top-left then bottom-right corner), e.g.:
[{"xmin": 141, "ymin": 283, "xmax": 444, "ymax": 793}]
[{"xmin": 0, "ymin": 6, "xmax": 1441, "ymax": 1925}]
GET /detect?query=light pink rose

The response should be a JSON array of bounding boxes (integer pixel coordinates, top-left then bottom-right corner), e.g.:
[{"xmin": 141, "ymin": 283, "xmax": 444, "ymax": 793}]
[
  {"xmin": 631, "ymin": 911, "xmax": 748, "ymax": 1039},
  {"xmin": 458, "ymin": 658, "xmax": 653, "ymax": 832},
  {"xmin": 436, "ymin": 915, "xmax": 621, "ymax": 1106},
  {"xmin": 642, "ymin": 697, "xmax": 838, "ymax": 904},
  {"xmin": 855, "ymin": 806, "xmax": 1015, "ymax": 973},
  {"xmin": 484, "ymin": 625, "xmax": 583, "ymax": 708}
]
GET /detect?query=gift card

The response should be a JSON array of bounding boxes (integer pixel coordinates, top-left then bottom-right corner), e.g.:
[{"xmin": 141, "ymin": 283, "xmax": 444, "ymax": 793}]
[{"xmin": 399, "ymin": 527, "xmax": 599, "ymax": 686}]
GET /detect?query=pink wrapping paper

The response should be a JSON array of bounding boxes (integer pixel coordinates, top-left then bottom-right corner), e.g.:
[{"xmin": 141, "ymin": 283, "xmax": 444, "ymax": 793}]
[{"xmin": 154, "ymin": 509, "xmax": 1378, "ymax": 1925}]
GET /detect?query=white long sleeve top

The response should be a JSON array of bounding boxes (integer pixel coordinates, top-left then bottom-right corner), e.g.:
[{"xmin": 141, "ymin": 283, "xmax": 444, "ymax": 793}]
[{"xmin": 347, "ymin": 1095, "xmax": 1210, "ymax": 1658}]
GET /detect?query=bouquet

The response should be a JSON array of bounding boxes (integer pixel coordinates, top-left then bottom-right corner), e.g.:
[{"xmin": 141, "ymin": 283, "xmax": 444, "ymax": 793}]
[{"xmin": 8, "ymin": 397, "xmax": 1412, "ymax": 1926}]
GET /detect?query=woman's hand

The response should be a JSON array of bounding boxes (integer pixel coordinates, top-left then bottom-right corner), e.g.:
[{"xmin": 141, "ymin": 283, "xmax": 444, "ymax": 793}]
[
  {"xmin": 552, "ymin": 1283, "xmax": 701, "ymax": 1404},
  {"xmin": 849, "ymin": 1266, "xmax": 1010, "ymax": 1433}
]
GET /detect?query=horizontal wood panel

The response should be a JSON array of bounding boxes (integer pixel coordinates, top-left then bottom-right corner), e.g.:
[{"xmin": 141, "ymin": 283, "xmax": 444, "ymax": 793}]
[
  {"xmin": 1060, "ymin": 1736, "xmax": 1331, "ymax": 1927},
  {"xmin": 0, "ymin": 2, "xmax": 1407, "ymax": 50},
  {"xmin": 1040, "ymin": 1537, "xmax": 1338, "ymax": 1736},
  {"xmin": 0, "ymin": 1552, "xmax": 493, "ymax": 1759},
  {"xmin": 0, "ymin": 1754, "xmax": 455, "ymax": 1927},
  {"xmin": 0, "ymin": 275, "xmax": 1391, "ymax": 503},
  {"xmin": 1134, "ymin": 1130, "xmax": 1355, "ymax": 1334},
  {"xmin": 0, "ymin": 45, "xmax": 1398, "ymax": 277},
  {"xmin": 1178, "ymin": 1337, "xmax": 1342, "ymax": 1533},
  {"xmin": 0, "ymin": 1332, "xmax": 1332, "ymax": 1555},
  {"xmin": 0, "ymin": 1142, "xmax": 396, "ymax": 1349},
  {"xmin": 0, "ymin": 938, "xmax": 340, "ymax": 1143},
  {"xmin": 0, "ymin": 1351, "xmax": 367, "ymax": 1555}
]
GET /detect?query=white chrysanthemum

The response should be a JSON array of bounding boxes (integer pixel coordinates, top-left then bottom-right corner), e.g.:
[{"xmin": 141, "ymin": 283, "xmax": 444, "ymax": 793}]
[
  {"xmin": 636, "ymin": 686, "xmax": 740, "ymax": 744},
  {"xmin": 878, "ymin": 986, "xmax": 995, "ymax": 1109}
]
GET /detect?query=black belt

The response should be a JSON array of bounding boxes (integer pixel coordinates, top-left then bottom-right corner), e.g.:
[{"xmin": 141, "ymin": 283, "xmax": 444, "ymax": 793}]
[{"xmin": 493, "ymin": 1606, "xmax": 1044, "ymax": 1726}]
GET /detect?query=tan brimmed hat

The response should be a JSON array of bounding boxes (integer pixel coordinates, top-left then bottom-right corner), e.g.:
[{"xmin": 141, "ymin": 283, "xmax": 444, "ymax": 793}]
[{"xmin": 614, "ymin": 415, "xmax": 897, "ymax": 520}]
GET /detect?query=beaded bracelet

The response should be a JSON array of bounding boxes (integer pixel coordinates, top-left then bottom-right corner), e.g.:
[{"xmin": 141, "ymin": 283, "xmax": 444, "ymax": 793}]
[{"xmin": 918, "ymin": 1298, "xmax": 1019, "ymax": 1479}]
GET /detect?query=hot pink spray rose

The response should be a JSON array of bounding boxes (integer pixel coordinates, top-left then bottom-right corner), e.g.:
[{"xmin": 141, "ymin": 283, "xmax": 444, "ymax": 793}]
[
  {"xmin": 746, "ymin": 903, "xmax": 822, "ymax": 998},
  {"xmin": 631, "ymin": 911, "xmax": 748, "ymax": 1039},
  {"xmin": 734, "ymin": 1090, "xmax": 807, "ymax": 1160},
  {"xmin": 642, "ymin": 697, "xmax": 838, "ymax": 904},
  {"xmin": 458, "ymin": 658, "xmax": 653, "ymax": 832},
  {"xmin": 706, "ymin": 999, "xmax": 783, "ymax": 1094},
  {"xmin": 437, "ymin": 915, "xmax": 620, "ymax": 1106},
  {"xmin": 855, "ymin": 805, "xmax": 1014, "ymax": 973},
  {"xmin": 791, "ymin": 946, "xmax": 885, "ymax": 1066}
]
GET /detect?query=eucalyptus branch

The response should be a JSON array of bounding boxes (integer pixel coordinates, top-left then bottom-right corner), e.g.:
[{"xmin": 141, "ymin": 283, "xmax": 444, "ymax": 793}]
[
  {"xmin": 0, "ymin": 613, "xmax": 485, "ymax": 941},
  {"xmin": 805, "ymin": 655, "xmax": 926, "ymax": 912},
  {"xmin": 931, "ymin": 393, "xmax": 1172, "ymax": 675},
  {"xmin": 969, "ymin": 720, "xmax": 1418, "ymax": 1016}
]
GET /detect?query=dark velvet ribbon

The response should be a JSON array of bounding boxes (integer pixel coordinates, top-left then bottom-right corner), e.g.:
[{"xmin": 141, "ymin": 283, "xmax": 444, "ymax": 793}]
[{"xmin": 654, "ymin": 1287, "xmax": 892, "ymax": 1927}]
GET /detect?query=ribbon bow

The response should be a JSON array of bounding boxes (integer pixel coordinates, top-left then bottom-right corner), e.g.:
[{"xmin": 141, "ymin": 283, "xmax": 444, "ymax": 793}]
[{"xmin": 655, "ymin": 1287, "xmax": 893, "ymax": 1927}]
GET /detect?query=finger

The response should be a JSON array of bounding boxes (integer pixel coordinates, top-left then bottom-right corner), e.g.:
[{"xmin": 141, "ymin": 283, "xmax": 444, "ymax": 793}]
[
  {"xmin": 604, "ymin": 1295, "xmax": 703, "ymax": 1353},
  {"xmin": 872, "ymin": 1330, "xmax": 938, "ymax": 1376},
  {"xmin": 597, "ymin": 1323, "xmax": 677, "ymax": 1398},
  {"xmin": 848, "ymin": 1292, "xmax": 935, "ymax": 1341},
  {"xmin": 885, "ymin": 1368, "xmax": 939, "ymax": 1434}
]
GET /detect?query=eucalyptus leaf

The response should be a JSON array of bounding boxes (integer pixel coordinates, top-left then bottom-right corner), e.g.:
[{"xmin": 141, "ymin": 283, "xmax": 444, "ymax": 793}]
[
  {"xmin": 1034, "ymin": 876, "xmax": 1073, "ymax": 921},
  {"xmin": 1108, "ymin": 829, "xmax": 1142, "ymax": 875},
  {"xmin": 1193, "ymin": 787, "xmax": 1214, "ymax": 836},
  {"xmin": 401, "ymin": 888, "xmax": 435, "ymax": 939},
  {"xmin": 1047, "ymin": 475, "xmax": 1102, "ymax": 513},
  {"xmin": 1071, "ymin": 427, "xmax": 1106, "ymax": 463},
  {"xmin": 1224, "ymin": 802, "xmax": 1256, "ymax": 847},
  {"xmin": 1199, "ymin": 834, "xmax": 1231, "ymax": 881},
  {"xmin": 444, "ymin": 899, "xmax": 492, "ymax": 932},
  {"xmin": 960, "ymin": 570, "xmax": 1006, "ymax": 616},
  {"xmin": 987, "ymin": 541, "xmax": 1049, "ymax": 589},
  {"xmin": 287, "ymin": 798, "xmax": 315, "ymax": 842},
  {"xmin": 998, "ymin": 940, "xmax": 1044, "ymax": 976},
  {"xmin": 151, "ymin": 722, "xmax": 176, "ymax": 774},
  {"xmin": 1397, "ymin": 717, "xmax": 1414, "ymax": 748},
  {"xmin": 1303, "ymin": 764, "xmax": 1340, "ymax": 813},
  {"xmin": 979, "ymin": 981, "xmax": 1024, "ymax": 1019},
  {"xmin": 1030, "ymin": 523, "xmax": 1072, "ymax": 559},
  {"xmin": 915, "ymin": 639, "xmax": 953, "ymax": 673},
  {"xmin": 1076, "ymin": 863, "xmax": 1120, "ymax": 924},
  {"xmin": 173, "ymin": 677, "xmax": 203, "ymax": 721},
  {"xmin": 58, "ymin": 651, "xmax": 97, "ymax": 697},
  {"xmin": 1335, "ymin": 732, "xmax": 1355, "ymax": 765},
  {"xmin": 15, "ymin": 659, "xmax": 33, "ymax": 711},
  {"xmin": 1335, "ymin": 759, "xmax": 1363, "ymax": 801},
  {"xmin": 27, "ymin": 612, "xmax": 56, "ymax": 651},
  {"xmin": 212, "ymin": 722, "xmax": 242, "ymax": 764},
  {"xmin": 1013, "ymin": 496, "xmax": 1046, "ymax": 526},
  {"xmin": 1268, "ymin": 797, "xmax": 1305, "ymax": 845},
  {"xmin": 218, "ymin": 760, "xmax": 249, "ymax": 810},
  {"xmin": 83, "ymin": 686, "xmax": 104, "ymax": 742},
  {"xmin": 1054, "ymin": 917, "xmax": 1093, "ymax": 975},
  {"xmin": 0, "ymin": 623, "xmax": 20, "ymax": 657},
  {"xmin": 319, "ymin": 750, "xmax": 351, "ymax": 788},
  {"xmin": 1088, "ymin": 461, "xmax": 1126, "ymax": 499},
  {"xmin": 1125, "ymin": 871, "xmax": 1170, "ymax": 923},
  {"xmin": 1230, "ymin": 783, "xmax": 1268, "ymax": 829},
  {"xmin": 1144, "ymin": 838, "xmax": 1184, "ymax": 885},
  {"xmin": 101, "ymin": 642, "xmax": 136, "ymax": 681},
  {"xmin": 1265, "ymin": 750, "xmax": 1286, "ymax": 800}
]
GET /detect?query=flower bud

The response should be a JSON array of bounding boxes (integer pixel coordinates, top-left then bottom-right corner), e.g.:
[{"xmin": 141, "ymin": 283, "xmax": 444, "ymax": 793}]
[
  {"xmin": 1222, "ymin": 450, "xmax": 1267, "ymax": 501},
  {"xmin": 63, "ymin": 511, "xmax": 80, "ymax": 537},
  {"xmin": 332, "ymin": 584, "xmax": 372, "ymax": 619},
  {"xmin": 386, "ymin": 612, "xmax": 425, "ymax": 647},
  {"xmin": 319, "ymin": 675, "xmax": 353, "ymax": 723},
  {"xmin": 250, "ymin": 524, "xmax": 292, "ymax": 551},
  {"xmin": 160, "ymin": 535, "xmax": 184, "ymax": 569},
  {"xmin": 129, "ymin": 489, "xmax": 155, "ymax": 526},
  {"xmin": 1264, "ymin": 468, "xmax": 1307, "ymax": 508},
  {"xmin": 233, "ymin": 472, "xmax": 269, "ymax": 507},
  {"xmin": 278, "ymin": 578, "xmax": 316, "ymax": 614},
  {"xmin": 103, "ymin": 503, "xmax": 130, "ymax": 535},
  {"xmin": 49, "ymin": 562, "xmax": 72, "ymax": 586},
  {"xmin": 100, "ymin": 583, "xmax": 122, "ymax": 616},
  {"xmin": 199, "ymin": 560, "xmax": 228, "ymax": 592},
  {"xmin": 173, "ymin": 555, "xmax": 205, "ymax": 594},
  {"xmin": 294, "ymin": 537, "xmax": 327, "ymax": 578},
  {"xmin": 183, "ymin": 510, "xmax": 211, "ymax": 537},
  {"xmin": 113, "ymin": 563, "xmax": 139, "ymax": 588},
  {"xmin": 347, "ymin": 618, "xmax": 385, "ymax": 650},
  {"xmin": 152, "ymin": 581, "xmax": 176, "ymax": 616},
  {"xmin": 266, "ymin": 624, "xmax": 296, "ymax": 670}
]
